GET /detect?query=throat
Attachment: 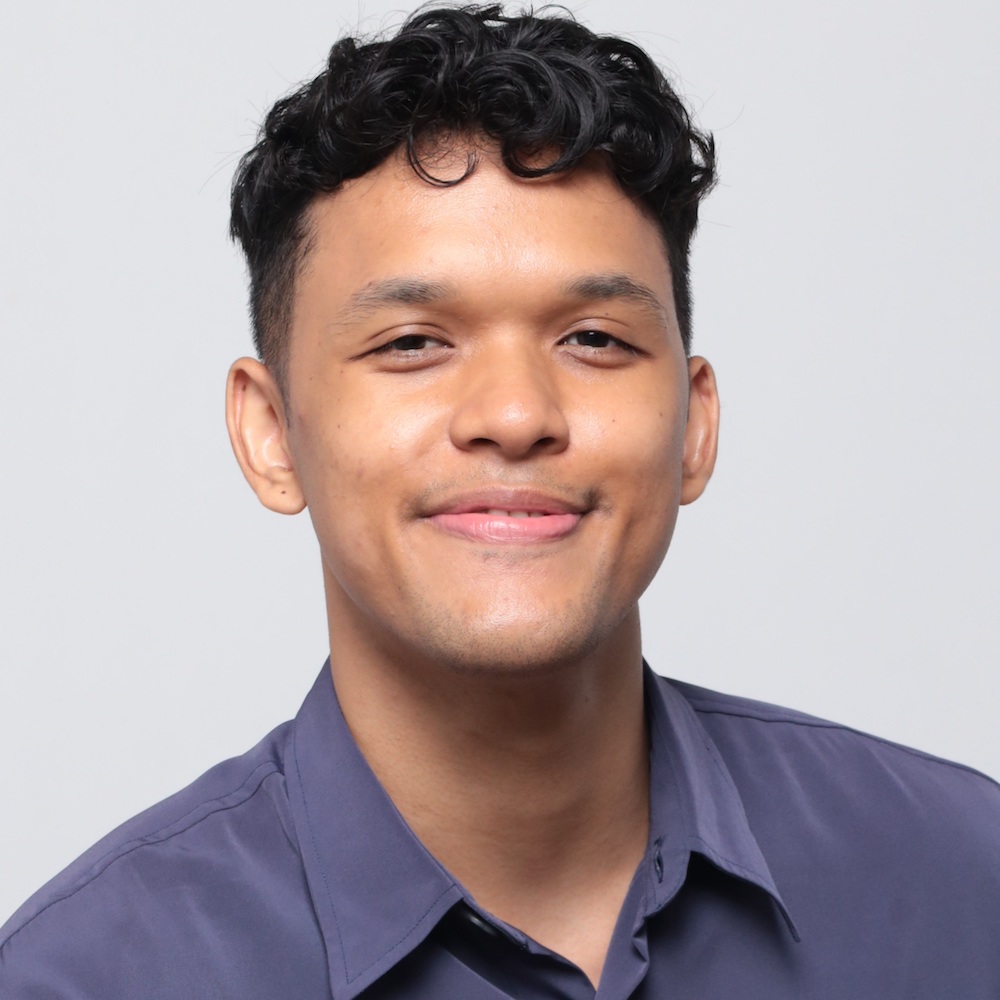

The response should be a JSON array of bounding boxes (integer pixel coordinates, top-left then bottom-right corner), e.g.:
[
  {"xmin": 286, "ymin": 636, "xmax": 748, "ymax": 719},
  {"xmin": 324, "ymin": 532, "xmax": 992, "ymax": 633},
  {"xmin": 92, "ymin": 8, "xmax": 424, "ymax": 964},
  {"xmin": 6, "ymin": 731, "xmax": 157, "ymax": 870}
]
[
  {"xmin": 328, "ymin": 633, "xmax": 651, "ymax": 986},
  {"xmin": 394, "ymin": 708, "xmax": 651, "ymax": 991}
]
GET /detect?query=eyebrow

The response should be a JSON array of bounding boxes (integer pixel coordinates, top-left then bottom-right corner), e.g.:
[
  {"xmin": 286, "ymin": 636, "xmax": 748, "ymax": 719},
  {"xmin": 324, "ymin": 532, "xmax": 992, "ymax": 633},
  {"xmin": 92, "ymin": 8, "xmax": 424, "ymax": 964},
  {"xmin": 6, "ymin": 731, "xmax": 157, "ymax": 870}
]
[
  {"xmin": 337, "ymin": 272, "xmax": 669, "ymax": 325},
  {"xmin": 340, "ymin": 277, "xmax": 454, "ymax": 322},
  {"xmin": 563, "ymin": 273, "xmax": 670, "ymax": 325}
]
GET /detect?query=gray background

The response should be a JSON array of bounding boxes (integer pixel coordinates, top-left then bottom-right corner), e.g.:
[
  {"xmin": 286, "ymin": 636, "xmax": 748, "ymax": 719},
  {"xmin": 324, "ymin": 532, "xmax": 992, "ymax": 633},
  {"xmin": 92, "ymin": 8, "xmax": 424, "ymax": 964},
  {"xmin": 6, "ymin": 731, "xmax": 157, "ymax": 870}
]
[{"xmin": 2, "ymin": 0, "xmax": 997, "ymax": 920}]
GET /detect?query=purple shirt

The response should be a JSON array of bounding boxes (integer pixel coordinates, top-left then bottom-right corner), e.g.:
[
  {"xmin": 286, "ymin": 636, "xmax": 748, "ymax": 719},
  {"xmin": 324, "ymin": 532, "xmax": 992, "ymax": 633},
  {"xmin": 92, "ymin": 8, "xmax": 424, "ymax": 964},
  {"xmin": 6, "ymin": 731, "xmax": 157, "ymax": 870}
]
[{"xmin": 3, "ymin": 663, "xmax": 999, "ymax": 998}]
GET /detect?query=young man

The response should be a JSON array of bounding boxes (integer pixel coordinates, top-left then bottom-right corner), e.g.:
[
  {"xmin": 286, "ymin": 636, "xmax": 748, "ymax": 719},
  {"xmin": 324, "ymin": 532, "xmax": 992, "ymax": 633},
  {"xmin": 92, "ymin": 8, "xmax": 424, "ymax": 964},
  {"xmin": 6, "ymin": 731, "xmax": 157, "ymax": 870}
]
[{"xmin": 2, "ymin": 6, "xmax": 998, "ymax": 997}]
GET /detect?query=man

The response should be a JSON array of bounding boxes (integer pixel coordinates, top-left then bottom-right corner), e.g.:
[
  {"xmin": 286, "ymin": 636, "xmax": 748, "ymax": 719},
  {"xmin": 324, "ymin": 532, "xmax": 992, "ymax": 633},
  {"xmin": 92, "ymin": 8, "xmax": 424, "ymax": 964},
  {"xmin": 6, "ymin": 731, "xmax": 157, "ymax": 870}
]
[{"xmin": 2, "ymin": 5, "xmax": 998, "ymax": 997}]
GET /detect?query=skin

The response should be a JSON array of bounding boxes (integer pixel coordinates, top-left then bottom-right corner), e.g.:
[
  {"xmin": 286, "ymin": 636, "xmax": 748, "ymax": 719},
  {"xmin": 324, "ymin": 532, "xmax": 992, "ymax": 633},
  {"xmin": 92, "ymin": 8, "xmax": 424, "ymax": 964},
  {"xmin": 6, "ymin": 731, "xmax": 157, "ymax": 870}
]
[{"xmin": 226, "ymin": 140, "xmax": 720, "ymax": 987}]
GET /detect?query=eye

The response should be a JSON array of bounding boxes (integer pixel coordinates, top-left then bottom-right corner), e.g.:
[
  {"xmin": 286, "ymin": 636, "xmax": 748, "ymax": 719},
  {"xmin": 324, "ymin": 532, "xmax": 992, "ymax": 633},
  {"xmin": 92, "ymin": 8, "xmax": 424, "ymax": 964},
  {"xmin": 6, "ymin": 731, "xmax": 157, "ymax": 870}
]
[
  {"xmin": 371, "ymin": 333, "xmax": 447, "ymax": 354},
  {"xmin": 561, "ymin": 330, "xmax": 636, "ymax": 352}
]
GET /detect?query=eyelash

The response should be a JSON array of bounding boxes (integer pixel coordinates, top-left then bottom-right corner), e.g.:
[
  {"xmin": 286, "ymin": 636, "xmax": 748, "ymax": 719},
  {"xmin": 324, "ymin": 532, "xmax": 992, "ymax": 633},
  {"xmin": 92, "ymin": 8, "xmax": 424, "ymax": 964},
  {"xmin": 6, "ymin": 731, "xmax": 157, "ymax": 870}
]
[
  {"xmin": 561, "ymin": 330, "xmax": 637, "ymax": 353},
  {"xmin": 370, "ymin": 334, "xmax": 442, "ymax": 354}
]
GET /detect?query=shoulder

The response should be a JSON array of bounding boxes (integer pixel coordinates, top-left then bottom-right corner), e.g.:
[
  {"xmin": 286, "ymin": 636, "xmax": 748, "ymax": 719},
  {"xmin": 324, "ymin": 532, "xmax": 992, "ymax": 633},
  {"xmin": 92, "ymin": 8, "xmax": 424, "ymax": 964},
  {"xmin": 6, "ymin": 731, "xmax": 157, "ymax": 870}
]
[
  {"xmin": 656, "ymin": 674, "xmax": 1000, "ymax": 962},
  {"xmin": 658, "ymin": 677, "xmax": 1000, "ymax": 784},
  {"xmin": 666, "ymin": 672, "xmax": 1000, "ymax": 800},
  {"xmin": 0, "ymin": 721, "xmax": 305, "ymax": 995},
  {"xmin": 662, "ymin": 673, "xmax": 1000, "ymax": 841}
]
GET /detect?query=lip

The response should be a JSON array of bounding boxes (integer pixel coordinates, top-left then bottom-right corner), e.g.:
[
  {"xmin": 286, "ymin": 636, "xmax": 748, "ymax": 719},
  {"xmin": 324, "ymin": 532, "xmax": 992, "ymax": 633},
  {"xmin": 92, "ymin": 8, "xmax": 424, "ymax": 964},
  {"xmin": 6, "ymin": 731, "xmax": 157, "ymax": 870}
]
[{"xmin": 423, "ymin": 489, "xmax": 588, "ymax": 544}]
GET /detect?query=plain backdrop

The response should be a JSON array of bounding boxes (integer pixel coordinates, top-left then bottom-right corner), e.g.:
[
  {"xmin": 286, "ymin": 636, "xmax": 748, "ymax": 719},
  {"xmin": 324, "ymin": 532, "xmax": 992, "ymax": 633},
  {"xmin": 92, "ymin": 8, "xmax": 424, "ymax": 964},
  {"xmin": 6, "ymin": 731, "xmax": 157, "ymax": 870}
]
[{"xmin": 2, "ymin": 0, "xmax": 997, "ymax": 920}]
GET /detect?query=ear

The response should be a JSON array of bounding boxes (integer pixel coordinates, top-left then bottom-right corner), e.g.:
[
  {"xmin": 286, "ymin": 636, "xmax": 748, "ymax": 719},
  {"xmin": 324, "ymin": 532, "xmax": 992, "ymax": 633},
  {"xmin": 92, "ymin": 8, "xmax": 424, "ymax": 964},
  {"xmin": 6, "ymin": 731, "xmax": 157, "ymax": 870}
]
[
  {"xmin": 680, "ymin": 356, "xmax": 720, "ymax": 505},
  {"xmin": 225, "ymin": 358, "xmax": 306, "ymax": 514}
]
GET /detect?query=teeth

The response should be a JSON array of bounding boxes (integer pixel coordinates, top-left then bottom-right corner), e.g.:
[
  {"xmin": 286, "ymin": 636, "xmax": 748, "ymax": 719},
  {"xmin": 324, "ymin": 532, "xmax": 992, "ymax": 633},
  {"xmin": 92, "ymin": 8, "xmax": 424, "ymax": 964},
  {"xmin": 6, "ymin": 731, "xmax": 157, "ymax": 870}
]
[{"xmin": 484, "ymin": 509, "xmax": 548, "ymax": 518}]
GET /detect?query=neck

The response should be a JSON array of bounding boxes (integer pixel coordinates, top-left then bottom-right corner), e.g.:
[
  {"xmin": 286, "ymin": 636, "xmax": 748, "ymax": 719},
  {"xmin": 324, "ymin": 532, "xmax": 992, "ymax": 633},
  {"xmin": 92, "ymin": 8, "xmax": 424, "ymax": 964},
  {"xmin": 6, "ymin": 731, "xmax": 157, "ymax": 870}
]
[{"xmin": 327, "ymin": 605, "xmax": 650, "ymax": 987}]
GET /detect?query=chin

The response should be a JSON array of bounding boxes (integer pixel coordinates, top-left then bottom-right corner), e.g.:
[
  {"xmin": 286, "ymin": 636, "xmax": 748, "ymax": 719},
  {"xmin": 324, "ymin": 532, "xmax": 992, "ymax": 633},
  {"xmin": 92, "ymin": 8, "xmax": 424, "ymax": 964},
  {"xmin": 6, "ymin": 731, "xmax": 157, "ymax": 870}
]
[{"xmin": 406, "ymin": 601, "xmax": 625, "ymax": 678}]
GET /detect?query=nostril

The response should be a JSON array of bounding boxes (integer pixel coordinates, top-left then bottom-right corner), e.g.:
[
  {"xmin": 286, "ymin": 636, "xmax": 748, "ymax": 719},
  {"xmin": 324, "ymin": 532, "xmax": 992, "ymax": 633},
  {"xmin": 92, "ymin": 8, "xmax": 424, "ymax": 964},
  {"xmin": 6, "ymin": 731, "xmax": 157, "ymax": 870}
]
[{"xmin": 531, "ymin": 435, "xmax": 560, "ymax": 452}]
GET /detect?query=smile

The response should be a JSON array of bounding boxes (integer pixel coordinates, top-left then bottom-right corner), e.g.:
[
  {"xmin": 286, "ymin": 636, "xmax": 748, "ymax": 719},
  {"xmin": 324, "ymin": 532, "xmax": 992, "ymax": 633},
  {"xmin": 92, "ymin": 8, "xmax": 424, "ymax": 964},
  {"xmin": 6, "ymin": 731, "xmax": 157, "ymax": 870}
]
[
  {"xmin": 429, "ymin": 510, "xmax": 583, "ymax": 543},
  {"xmin": 423, "ymin": 489, "xmax": 589, "ymax": 544}
]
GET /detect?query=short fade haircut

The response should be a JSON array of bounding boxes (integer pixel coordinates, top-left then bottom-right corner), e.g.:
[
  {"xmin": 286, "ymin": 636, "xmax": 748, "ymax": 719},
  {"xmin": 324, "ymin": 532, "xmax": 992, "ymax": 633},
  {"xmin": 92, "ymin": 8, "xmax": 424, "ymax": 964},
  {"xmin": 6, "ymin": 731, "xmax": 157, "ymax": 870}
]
[{"xmin": 230, "ymin": 4, "xmax": 716, "ymax": 390}]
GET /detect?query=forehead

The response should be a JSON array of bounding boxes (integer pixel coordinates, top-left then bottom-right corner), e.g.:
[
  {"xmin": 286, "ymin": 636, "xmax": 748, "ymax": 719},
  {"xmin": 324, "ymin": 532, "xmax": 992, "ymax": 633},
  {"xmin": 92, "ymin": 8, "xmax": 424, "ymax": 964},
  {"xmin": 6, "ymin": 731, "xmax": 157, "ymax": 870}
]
[{"xmin": 293, "ymin": 142, "xmax": 675, "ymax": 326}]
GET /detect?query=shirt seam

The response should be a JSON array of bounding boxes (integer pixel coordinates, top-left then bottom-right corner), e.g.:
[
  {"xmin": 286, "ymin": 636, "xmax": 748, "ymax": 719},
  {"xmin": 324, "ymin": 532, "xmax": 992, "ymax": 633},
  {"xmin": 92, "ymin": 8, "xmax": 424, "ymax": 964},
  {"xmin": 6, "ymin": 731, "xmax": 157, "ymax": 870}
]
[
  {"xmin": 689, "ymin": 705, "xmax": 1000, "ymax": 791},
  {"xmin": 346, "ymin": 883, "xmax": 458, "ymax": 984},
  {"xmin": 0, "ymin": 759, "xmax": 281, "ymax": 956},
  {"xmin": 687, "ymin": 834, "xmax": 773, "ymax": 884}
]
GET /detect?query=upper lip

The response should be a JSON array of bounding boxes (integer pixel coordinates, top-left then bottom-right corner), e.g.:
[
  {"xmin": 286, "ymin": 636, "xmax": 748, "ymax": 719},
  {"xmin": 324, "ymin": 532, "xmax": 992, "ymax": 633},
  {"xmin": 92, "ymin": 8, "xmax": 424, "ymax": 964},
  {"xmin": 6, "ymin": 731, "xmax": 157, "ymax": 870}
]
[{"xmin": 424, "ymin": 488, "xmax": 590, "ymax": 517}]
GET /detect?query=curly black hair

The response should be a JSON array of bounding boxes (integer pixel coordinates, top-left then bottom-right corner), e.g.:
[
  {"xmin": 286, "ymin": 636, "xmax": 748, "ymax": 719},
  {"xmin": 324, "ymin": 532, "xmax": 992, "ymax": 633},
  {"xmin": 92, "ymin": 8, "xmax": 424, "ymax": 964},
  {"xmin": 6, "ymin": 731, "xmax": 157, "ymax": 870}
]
[{"xmin": 230, "ymin": 4, "xmax": 716, "ymax": 387}]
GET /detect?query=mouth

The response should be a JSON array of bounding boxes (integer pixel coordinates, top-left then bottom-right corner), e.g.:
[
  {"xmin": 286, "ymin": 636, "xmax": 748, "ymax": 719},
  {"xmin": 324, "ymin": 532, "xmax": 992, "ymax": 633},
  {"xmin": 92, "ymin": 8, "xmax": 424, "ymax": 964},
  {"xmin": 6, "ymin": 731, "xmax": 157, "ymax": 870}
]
[{"xmin": 423, "ymin": 489, "xmax": 589, "ymax": 544}]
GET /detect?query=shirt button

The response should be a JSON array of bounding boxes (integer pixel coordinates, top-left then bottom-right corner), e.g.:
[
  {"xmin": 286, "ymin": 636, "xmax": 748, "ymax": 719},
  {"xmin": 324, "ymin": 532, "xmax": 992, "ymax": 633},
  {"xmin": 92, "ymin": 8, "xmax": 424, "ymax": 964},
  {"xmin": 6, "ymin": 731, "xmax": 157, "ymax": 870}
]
[{"xmin": 462, "ymin": 908, "xmax": 502, "ymax": 939}]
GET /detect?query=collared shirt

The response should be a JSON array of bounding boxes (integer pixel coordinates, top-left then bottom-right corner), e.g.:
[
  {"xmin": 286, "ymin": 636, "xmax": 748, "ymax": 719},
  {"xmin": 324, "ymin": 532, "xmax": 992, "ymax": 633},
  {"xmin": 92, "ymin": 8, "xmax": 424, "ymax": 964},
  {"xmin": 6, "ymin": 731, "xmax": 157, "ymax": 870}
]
[{"xmin": 2, "ymin": 662, "xmax": 999, "ymax": 998}]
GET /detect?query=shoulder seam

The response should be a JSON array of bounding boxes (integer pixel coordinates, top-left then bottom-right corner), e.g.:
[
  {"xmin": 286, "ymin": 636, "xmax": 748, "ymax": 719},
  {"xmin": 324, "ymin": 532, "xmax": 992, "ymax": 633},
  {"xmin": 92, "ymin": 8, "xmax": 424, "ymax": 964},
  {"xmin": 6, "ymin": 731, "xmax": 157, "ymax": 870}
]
[
  {"xmin": 1, "ymin": 759, "xmax": 282, "ymax": 956},
  {"xmin": 690, "ymin": 704, "xmax": 1000, "ymax": 791}
]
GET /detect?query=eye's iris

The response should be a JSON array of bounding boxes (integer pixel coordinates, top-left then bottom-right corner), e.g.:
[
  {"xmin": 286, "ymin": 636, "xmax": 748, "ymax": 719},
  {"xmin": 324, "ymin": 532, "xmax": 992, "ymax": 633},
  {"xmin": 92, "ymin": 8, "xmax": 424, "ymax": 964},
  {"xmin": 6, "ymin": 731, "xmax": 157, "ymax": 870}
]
[
  {"xmin": 573, "ymin": 331, "xmax": 615, "ymax": 347},
  {"xmin": 392, "ymin": 335, "xmax": 432, "ymax": 351}
]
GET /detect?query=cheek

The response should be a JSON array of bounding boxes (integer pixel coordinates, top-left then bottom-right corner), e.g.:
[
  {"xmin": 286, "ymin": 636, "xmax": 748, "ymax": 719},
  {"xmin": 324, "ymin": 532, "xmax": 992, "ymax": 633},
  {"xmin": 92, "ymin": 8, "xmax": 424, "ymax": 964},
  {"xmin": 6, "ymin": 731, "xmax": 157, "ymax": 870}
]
[
  {"xmin": 382, "ymin": 393, "xmax": 445, "ymax": 462},
  {"xmin": 289, "ymin": 388, "xmax": 443, "ymax": 559},
  {"xmin": 577, "ymin": 386, "xmax": 686, "ymax": 588},
  {"xmin": 289, "ymin": 405, "xmax": 380, "ymax": 561},
  {"xmin": 577, "ymin": 385, "xmax": 687, "ymax": 490}
]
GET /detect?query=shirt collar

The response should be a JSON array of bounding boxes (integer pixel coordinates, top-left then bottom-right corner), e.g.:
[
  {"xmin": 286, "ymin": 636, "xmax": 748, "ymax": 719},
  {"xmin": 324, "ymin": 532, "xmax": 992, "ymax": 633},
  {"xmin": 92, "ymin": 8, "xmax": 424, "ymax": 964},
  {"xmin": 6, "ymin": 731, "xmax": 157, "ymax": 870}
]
[
  {"xmin": 643, "ymin": 663, "xmax": 799, "ymax": 940},
  {"xmin": 286, "ymin": 664, "xmax": 463, "ymax": 998},
  {"xmin": 286, "ymin": 661, "xmax": 798, "ymax": 999}
]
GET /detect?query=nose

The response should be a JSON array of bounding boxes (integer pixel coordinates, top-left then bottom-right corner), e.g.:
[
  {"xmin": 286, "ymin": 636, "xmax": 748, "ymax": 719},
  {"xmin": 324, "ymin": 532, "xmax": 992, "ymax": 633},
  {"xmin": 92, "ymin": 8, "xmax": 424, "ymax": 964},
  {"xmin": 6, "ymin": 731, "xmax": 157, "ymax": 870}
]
[{"xmin": 448, "ymin": 345, "xmax": 570, "ymax": 459}]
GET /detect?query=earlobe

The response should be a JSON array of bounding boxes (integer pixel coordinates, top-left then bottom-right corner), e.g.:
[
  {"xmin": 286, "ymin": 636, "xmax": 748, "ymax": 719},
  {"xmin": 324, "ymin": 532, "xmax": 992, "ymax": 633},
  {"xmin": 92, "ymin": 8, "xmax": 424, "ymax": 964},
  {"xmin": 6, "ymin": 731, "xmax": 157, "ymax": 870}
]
[
  {"xmin": 680, "ymin": 357, "xmax": 720, "ymax": 505},
  {"xmin": 225, "ymin": 358, "xmax": 306, "ymax": 515}
]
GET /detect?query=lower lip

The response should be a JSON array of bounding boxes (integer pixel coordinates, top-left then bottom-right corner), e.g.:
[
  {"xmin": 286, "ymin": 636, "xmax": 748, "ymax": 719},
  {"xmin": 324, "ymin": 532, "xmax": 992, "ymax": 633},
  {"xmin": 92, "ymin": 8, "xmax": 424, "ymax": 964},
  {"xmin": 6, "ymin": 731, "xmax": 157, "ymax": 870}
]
[{"xmin": 429, "ymin": 512, "xmax": 582, "ymax": 543}]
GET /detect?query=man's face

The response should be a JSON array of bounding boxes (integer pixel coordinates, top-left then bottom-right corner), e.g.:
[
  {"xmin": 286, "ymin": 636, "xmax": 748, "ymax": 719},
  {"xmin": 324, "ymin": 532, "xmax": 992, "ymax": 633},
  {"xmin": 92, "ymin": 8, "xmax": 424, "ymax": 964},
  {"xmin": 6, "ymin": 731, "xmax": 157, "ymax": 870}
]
[{"xmin": 232, "ymin": 143, "xmax": 717, "ymax": 675}]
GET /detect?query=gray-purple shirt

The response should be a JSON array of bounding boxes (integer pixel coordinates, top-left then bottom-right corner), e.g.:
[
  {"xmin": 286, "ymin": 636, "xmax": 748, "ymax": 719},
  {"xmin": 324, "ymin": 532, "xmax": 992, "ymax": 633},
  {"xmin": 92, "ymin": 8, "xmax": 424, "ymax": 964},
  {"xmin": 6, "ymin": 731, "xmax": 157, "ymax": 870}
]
[{"xmin": 3, "ymin": 663, "xmax": 999, "ymax": 998}]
